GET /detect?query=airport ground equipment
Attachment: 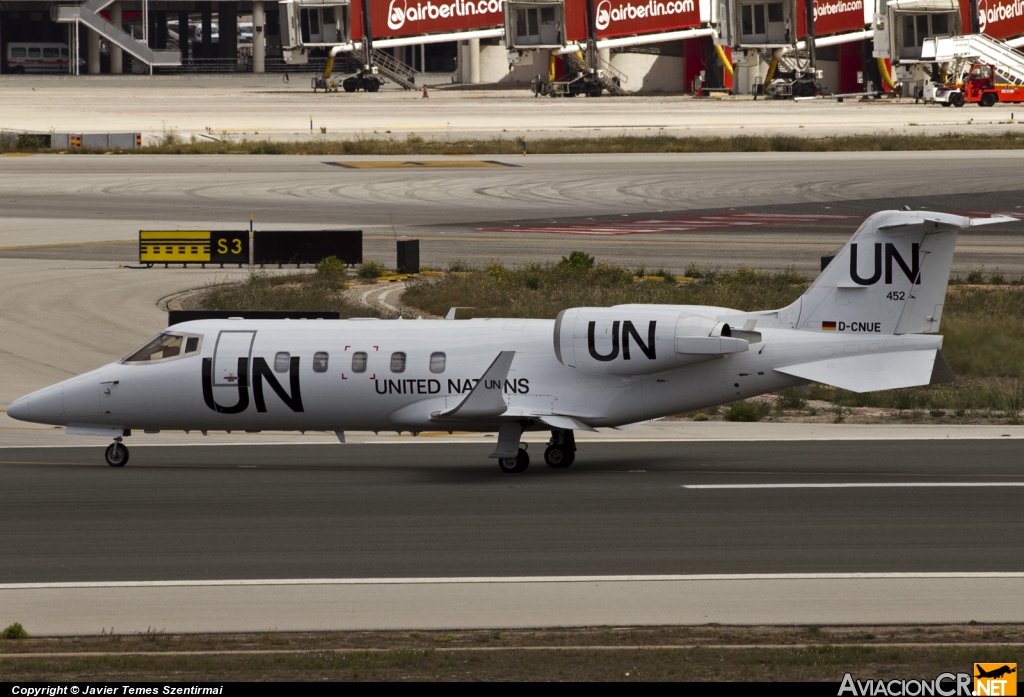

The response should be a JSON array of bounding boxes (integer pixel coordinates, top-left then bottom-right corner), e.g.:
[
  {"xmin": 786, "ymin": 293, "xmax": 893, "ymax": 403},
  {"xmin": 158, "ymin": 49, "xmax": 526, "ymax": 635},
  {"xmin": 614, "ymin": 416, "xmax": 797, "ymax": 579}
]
[
  {"xmin": 921, "ymin": 34, "xmax": 1024, "ymax": 106},
  {"xmin": 11, "ymin": 210, "xmax": 1013, "ymax": 472},
  {"xmin": 532, "ymin": 50, "xmax": 625, "ymax": 97},
  {"xmin": 52, "ymin": 0, "xmax": 180, "ymax": 68}
]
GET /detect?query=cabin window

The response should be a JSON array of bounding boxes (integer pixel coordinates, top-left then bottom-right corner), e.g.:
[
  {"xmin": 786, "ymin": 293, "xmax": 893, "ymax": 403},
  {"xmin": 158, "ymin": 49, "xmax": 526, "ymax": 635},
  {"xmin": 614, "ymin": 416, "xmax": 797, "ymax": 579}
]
[
  {"xmin": 28, "ymin": 47, "xmax": 41, "ymax": 58},
  {"xmin": 351, "ymin": 352, "xmax": 367, "ymax": 373},
  {"xmin": 313, "ymin": 351, "xmax": 329, "ymax": 373},
  {"xmin": 124, "ymin": 333, "xmax": 202, "ymax": 363},
  {"xmin": 11, "ymin": 48, "xmax": 26, "ymax": 58},
  {"xmin": 390, "ymin": 352, "xmax": 406, "ymax": 373},
  {"xmin": 430, "ymin": 352, "xmax": 446, "ymax": 374},
  {"xmin": 274, "ymin": 352, "xmax": 290, "ymax": 373}
]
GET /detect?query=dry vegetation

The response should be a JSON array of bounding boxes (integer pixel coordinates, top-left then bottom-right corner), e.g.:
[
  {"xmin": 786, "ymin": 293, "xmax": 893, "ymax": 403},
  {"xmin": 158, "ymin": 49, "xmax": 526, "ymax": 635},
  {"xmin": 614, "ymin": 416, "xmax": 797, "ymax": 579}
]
[
  {"xmin": 6, "ymin": 131, "xmax": 1024, "ymax": 155},
  {"xmin": 1, "ymin": 625, "xmax": 1020, "ymax": 681}
]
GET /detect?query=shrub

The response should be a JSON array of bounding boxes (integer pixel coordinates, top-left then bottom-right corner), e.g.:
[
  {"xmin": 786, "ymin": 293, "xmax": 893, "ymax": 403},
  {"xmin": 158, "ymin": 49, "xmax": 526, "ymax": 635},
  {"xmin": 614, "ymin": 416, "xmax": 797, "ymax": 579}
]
[
  {"xmin": 558, "ymin": 251, "xmax": 595, "ymax": 272},
  {"xmin": 358, "ymin": 260, "xmax": 388, "ymax": 279},
  {"xmin": 725, "ymin": 401, "xmax": 762, "ymax": 422},
  {"xmin": 776, "ymin": 387, "xmax": 808, "ymax": 410},
  {"xmin": 692, "ymin": 413, "xmax": 710, "ymax": 421},
  {"xmin": 966, "ymin": 269, "xmax": 985, "ymax": 284},
  {"xmin": 316, "ymin": 256, "xmax": 348, "ymax": 285},
  {"xmin": 2, "ymin": 623, "xmax": 27, "ymax": 640}
]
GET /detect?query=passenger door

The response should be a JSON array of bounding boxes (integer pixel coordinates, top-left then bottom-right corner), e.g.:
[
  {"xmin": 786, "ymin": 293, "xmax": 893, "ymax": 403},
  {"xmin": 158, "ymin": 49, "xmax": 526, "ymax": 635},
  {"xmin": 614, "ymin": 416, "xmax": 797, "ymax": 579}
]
[{"xmin": 213, "ymin": 331, "xmax": 256, "ymax": 386}]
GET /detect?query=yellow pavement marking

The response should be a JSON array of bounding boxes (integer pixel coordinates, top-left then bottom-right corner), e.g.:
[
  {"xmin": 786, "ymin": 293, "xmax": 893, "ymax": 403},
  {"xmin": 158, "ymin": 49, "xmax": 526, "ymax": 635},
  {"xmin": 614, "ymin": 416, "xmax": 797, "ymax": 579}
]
[{"xmin": 330, "ymin": 160, "xmax": 515, "ymax": 169}]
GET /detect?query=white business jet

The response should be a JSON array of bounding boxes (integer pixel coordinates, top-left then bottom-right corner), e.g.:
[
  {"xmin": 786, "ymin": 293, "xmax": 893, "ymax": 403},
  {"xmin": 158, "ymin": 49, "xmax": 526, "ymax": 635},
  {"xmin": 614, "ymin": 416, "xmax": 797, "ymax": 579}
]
[{"xmin": 8, "ymin": 210, "xmax": 1011, "ymax": 472}]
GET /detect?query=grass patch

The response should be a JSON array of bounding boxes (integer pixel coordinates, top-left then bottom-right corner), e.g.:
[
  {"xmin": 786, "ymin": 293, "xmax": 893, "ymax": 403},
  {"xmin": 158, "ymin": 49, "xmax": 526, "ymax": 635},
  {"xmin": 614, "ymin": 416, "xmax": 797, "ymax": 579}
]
[
  {"xmin": 200, "ymin": 270, "xmax": 382, "ymax": 318},
  {"xmin": 6, "ymin": 132, "xmax": 1024, "ymax": 156},
  {"xmin": 402, "ymin": 258, "xmax": 807, "ymax": 319}
]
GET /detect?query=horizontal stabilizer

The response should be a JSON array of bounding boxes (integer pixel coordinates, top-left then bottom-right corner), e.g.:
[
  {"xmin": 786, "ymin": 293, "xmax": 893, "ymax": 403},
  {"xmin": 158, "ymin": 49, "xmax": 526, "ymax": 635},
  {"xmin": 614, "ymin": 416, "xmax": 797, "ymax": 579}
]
[
  {"xmin": 675, "ymin": 336, "xmax": 749, "ymax": 355},
  {"xmin": 437, "ymin": 351, "xmax": 515, "ymax": 420},
  {"xmin": 775, "ymin": 350, "xmax": 938, "ymax": 393}
]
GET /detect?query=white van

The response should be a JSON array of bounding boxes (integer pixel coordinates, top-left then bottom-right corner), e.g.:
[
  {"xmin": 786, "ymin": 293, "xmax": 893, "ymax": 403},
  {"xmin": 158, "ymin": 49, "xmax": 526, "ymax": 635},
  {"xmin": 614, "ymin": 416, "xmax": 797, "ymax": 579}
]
[{"xmin": 5, "ymin": 43, "xmax": 70, "ymax": 73}]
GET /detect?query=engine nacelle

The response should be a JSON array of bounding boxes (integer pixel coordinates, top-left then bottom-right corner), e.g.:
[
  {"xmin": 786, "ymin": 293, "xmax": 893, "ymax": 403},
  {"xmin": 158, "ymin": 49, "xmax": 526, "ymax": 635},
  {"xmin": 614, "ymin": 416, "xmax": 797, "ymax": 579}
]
[{"xmin": 553, "ymin": 307, "xmax": 749, "ymax": 376}]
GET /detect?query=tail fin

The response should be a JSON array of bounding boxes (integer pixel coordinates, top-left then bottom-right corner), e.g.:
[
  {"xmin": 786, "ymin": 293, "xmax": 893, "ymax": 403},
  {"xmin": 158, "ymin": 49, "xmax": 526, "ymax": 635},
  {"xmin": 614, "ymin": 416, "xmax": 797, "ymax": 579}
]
[{"xmin": 793, "ymin": 210, "xmax": 1013, "ymax": 335}]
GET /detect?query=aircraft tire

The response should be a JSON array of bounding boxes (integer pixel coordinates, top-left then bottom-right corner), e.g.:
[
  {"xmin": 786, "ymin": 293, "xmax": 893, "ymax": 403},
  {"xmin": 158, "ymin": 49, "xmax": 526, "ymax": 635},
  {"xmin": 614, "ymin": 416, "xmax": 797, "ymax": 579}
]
[
  {"xmin": 544, "ymin": 445, "xmax": 574, "ymax": 468},
  {"xmin": 498, "ymin": 448, "xmax": 529, "ymax": 473},
  {"xmin": 105, "ymin": 442, "xmax": 129, "ymax": 468}
]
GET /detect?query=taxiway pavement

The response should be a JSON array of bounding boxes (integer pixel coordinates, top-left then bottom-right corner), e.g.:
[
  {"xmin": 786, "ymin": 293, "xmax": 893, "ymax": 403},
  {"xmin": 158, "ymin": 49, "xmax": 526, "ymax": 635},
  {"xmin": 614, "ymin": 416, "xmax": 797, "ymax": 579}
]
[{"xmin": 2, "ymin": 74, "xmax": 1022, "ymax": 140}]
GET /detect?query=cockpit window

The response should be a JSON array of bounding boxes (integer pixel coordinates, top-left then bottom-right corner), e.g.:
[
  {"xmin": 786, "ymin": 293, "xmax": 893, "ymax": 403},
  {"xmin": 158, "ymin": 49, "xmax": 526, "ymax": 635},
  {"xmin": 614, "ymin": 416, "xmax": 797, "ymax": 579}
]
[{"xmin": 123, "ymin": 333, "xmax": 202, "ymax": 363}]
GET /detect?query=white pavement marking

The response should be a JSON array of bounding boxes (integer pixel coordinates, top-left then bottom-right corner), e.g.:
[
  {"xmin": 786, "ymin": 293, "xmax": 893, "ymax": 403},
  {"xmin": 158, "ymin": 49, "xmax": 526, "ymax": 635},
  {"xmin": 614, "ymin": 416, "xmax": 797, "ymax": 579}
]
[
  {"xmin": 4, "ymin": 572, "xmax": 1023, "ymax": 590},
  {"xmin": 4, "ymin": 418, "xmax": 1024, "ymax": 448},
  {"xmin": 4, "ymin": 574, "xmax": 1024, "ymax": 634},
  {"xmin": 684, "ymin": 483, "xmax": 1024, "ymax": 489}
]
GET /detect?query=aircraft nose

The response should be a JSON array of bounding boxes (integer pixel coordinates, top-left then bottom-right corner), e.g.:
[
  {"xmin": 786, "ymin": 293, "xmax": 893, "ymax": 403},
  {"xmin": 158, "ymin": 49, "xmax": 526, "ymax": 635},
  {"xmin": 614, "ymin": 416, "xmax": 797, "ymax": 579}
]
[
  {"xmin": 7, "ymin": 396, "xmax": 30, "ymax": 422},
  {"xmin": 7, "ymin": 385, "xmax": 64, "ymax": 425}
]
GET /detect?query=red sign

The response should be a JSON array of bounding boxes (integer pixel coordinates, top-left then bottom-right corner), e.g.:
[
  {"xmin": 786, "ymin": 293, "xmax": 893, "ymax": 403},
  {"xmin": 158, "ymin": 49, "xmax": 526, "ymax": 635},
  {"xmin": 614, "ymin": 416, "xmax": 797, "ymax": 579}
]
[
  {"xmin": 975, "ymin": 0, "xmax": 1024, "ymax": 39},
  {"xmin": 796, "ymin": 0, "xmax": 867, "ymax": 38},
  {"xmin": 564, "ymin": 0, "xmax": 700, "ymax": 40},
  {"xmin": 362, "ymin": 0, "xmax": 506, "ymax": 39}
]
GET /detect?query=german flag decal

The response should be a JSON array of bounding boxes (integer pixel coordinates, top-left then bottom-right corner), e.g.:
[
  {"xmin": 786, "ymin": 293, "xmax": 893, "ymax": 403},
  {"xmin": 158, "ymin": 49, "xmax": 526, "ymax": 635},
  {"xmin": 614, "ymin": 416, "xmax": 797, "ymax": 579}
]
[{"xmin": 822, "ymin": 321, "xmax": 837, "ymax": 331}]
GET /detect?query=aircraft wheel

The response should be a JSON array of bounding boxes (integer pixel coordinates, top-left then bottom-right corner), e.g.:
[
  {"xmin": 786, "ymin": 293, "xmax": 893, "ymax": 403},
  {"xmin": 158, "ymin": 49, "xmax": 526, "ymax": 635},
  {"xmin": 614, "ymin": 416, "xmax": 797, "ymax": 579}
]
[
  {"xmin": 105, "ymin": 442, "xmax": 129, "ymax": 468},
  {"xmin": 980, "ymin": 92, "xmax": 998, "ymax": 107},
  {"xmin": 544, "ymin": 445, "xmax": 574, "ymax": 468},
  {"xmin": 950, "ymin": 92, "xmax": 965, "ymax": 107},
  {"xmin": 498, "ymin": 448, "xmax": 529, "ymax": 473}
]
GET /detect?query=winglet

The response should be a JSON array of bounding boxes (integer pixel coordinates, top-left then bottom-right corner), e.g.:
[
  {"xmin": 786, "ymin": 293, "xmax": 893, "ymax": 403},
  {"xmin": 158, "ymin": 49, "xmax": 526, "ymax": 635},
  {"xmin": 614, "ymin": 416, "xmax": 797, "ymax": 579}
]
[{"xmin": 437, "ymin": 351, "xmax": 515, "ymax": 419}]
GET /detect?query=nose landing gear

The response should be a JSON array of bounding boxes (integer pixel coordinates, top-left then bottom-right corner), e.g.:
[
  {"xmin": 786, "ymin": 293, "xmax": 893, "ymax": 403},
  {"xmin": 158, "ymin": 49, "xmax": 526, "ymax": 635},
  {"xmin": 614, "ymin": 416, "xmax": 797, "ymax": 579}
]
[
  {"xmin": 105, "ymin": 438, "xmax": 129, "ymax": 467},
  {"xmin": 498, "ymin": 445, "xmax": 530, "ymax": 473}
]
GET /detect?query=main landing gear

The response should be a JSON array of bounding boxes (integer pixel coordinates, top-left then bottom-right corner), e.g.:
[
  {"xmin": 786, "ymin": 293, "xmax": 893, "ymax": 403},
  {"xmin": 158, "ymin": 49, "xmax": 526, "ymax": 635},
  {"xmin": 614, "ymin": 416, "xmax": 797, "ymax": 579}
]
[
  {"xmin": 105, "ymin": 438, "xmax": 129, "ymax": 467},
  {"xmin": 496, "ymin": 430, "xmax": 577, "ymax": 473},
  {"xmin": 544, "ymin": 429, "xmax": 575, "ymax": 469}
]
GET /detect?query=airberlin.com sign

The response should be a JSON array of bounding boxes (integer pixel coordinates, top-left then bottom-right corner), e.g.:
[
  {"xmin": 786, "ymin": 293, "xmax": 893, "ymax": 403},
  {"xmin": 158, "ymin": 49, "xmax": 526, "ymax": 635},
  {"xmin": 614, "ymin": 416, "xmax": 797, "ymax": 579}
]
[
  {"xmin": 977, "ymin": 0, "xmax": 1024, "ymax": 38},
  {"xmin": 797, "ymin": 0, "xmax": 866, "ymax": 36},
  {"xmin": 380, "ymin": 0, "xmax": 505, "ymax": 37},
  {"xmin": 594, "ymin": 0, "xmax": 700, "ymax": 37}
]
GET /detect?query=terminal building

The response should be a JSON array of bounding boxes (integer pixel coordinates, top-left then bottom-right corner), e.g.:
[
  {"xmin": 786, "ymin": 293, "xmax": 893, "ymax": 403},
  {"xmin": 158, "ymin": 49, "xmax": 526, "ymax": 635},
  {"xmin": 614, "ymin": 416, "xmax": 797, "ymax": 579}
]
[{"xmin": 1, "ymin": 0, "xmax": 1023, "ymax": 96}]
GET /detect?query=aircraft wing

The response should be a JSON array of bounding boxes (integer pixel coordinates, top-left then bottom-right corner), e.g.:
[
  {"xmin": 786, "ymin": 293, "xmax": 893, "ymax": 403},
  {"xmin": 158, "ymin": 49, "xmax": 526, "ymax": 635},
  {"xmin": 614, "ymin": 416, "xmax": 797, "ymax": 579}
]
[{"xmin": 435, "ymin": 351, "xmax": 516, "ymax": 420}]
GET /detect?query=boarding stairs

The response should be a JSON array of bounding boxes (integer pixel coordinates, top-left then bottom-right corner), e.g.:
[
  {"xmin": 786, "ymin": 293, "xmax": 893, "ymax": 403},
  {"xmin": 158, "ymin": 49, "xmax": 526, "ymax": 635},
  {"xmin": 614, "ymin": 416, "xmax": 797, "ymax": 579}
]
[
  {"xmin": 371, "ymin": 48, "xmax": 418, "ymax": 90},
  {"xmin": 921, "ymin": 33, "xmax": 1024, "ymax": 85},
  {"xmin": 53, "ymin": 1, "xmax": 180, "ymax": 66},
  {"xmin": 562, "ymin": 51, "xmax": 627, "ymax": 95}
]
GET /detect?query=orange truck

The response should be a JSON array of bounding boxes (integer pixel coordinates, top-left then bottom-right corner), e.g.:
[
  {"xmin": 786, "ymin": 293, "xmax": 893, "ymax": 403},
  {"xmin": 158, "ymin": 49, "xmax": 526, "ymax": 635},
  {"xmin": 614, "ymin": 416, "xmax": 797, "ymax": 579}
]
[{"xmin": 934, "ymin": 63, "xmax": 1024, "ymax": 107}]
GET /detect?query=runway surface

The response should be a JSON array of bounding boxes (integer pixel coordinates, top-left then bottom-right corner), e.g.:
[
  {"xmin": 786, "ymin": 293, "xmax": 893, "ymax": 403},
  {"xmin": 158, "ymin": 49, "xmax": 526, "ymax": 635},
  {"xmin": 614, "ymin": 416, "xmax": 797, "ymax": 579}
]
[
  {"xmin": 2, "ymin": 440, "xmax": 1021, "ymax": 582},
  {"xmin": 2, "ymin": 439, "xmax": 1022, "ymax": 633}
]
